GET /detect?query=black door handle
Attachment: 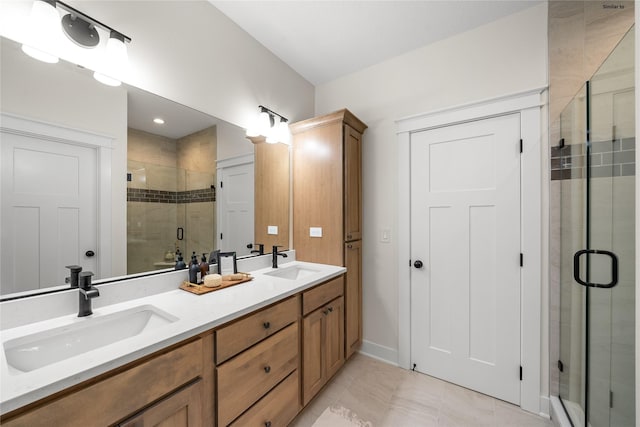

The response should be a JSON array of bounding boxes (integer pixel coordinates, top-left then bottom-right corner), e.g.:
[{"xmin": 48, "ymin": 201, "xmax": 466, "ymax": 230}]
[
  {"xmin": 85, "ymin": 250, "xmax": 95, "ymax": 257},
  {"xmin": 414, "ymin": 260, "xmax": 423, "ymax": 269},
  {"xmin": 573, "ymin": 249, "xmax": 618, "ymax": 288}
]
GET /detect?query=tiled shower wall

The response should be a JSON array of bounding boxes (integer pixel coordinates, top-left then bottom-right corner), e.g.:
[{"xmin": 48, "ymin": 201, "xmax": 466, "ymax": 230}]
[
  {"xmin": 548, "ymin": 0, "xmax": 635, "ymax": 398},
  {"xmin": 127, "ymin": 127, "xmax": 217, "ymax": 274}
]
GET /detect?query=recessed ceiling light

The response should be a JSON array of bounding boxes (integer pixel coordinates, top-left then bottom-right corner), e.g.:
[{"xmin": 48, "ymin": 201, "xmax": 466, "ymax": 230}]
[{"xmin": 153, "ymin": 118, "xmax": 165, "ymax": 125}]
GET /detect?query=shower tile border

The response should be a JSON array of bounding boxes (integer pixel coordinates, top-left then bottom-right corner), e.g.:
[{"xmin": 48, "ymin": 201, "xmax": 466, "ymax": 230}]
[
  {"xmin": 127, "ymin": 187, "xmax": 216, "ymax": 203},
  {"xmin": 550, "ymin": 137, "xmax": 635, "ymax": 180}
]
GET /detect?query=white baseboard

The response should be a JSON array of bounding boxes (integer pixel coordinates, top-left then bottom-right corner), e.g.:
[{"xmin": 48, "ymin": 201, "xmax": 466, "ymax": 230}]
[
  {"xmin": 539, "ymin": 395, "xmax": 550, "ymax": 418},
  {"xmin": 358, "ymin": 340, "xmax": 399, "ymax": 366}
]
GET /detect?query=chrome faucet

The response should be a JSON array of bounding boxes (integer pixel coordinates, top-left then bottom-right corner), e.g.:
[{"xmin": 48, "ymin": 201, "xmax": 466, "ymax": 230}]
[
  {"xmin": 78, "ymin": 271, "xmax": 99, "ymax": 317},
  {"xmin": 272, "ymin": 245, "xmax": 288, "ymax": 268}
]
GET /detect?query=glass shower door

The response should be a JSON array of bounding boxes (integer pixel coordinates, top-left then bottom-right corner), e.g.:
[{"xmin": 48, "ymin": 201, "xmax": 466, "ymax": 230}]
[{"xmin": 558, "ymin": 26, "xmax": 635, "ymax": 427}]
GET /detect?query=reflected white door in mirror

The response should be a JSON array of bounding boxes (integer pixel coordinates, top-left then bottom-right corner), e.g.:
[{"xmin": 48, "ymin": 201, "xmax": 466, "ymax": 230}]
[
  {"xmin": 0, "ymin": 113, "xmax": 113, "ymax": 295},
  {"xmin": 217, "ymin": 154, "xmax": 254, "ymax": 257}
]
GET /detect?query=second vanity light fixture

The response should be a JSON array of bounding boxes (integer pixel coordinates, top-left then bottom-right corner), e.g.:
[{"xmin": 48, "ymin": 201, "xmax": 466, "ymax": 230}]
[
  {"xmin": 246, "ymin": 105, "xmax": 291, "ymax": 145},
  {"xmin": 21, "ymin": 0, "xmax": 131, "ymax": 87}
]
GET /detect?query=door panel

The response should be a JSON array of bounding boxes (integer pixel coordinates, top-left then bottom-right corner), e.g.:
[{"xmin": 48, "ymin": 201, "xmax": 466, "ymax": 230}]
[
  {"xmin": 217, "ymin": 162, "xmax": 254, "ymax": 256},
  {"xmin": 1, "ymin": 134, "xmax": 97, "ymax": 293},
  {"xmin": 410, "ymin": 113, "xmax": 521, "ymax": 404}
]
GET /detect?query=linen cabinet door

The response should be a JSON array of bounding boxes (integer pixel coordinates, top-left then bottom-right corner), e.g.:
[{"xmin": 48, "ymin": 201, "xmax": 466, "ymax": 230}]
[
  {"xmin": 302, "ymin": 307, "xmax": 325, "ymax": 406},
  {"xmin": 343, "ymin": 124, "xmax": 362, "ymax": 242},
  {"xmin": 324, "ymin": 296, "xmax": 345, "ymax": 380},
  {"xmin": 345, "ymin": 241, "xmax": 362, "ymax": 359}
]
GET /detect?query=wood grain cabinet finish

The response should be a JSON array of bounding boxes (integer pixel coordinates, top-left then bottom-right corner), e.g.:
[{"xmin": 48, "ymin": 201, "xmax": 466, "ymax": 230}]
[
  {"xmin": 216, "ymin": 296, "xmax": 299, "ymax": 364},
  {"xmin": 118, "ymin": 380, "xmax": 203, "ymax": 427},
  {"xmin": 229, "ymin": 371, "xmax": 300, "ymax": 427},
  {"xmin": 345, "ymin": 241, "xmax": 362, "ymax": 358},
  {"xmin": 291, "ymin": 109, "xmax": 366, "ymax": 361},
  {"xmin": 1, "ymin": 337, "xmax": 208, "ymax": 427},
  {"xmin": 217, "ymin": 323, "xmax": 299, "ymax": 427},
  {"xmin": 302, "ymin": 295, "xmax": 344, "ymax": 406}
]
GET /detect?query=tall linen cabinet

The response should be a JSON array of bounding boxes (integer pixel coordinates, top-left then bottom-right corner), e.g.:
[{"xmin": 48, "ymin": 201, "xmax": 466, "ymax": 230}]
[{"xmin": 291, "ymin": 109, "xmax": 366, "ymax": 359}]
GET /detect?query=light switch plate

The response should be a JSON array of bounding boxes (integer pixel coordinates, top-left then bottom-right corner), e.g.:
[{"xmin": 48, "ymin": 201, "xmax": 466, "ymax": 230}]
[
  {"xmin": 267, "ymin": 225, "xmax": 278, "ymax": 235},
  {"xmin": 310, "ymin": 227, "xmax": 323, "ymax": 237},
  {"xmin": 381, "ymin": 228, "xmax": 391, "ymax": 243}
]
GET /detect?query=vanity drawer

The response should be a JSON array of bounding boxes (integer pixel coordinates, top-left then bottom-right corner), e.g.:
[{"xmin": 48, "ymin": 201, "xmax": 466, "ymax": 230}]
[
  {"xmin": 216, "ymin": 296, "xmax": 299, "ymax": 364},
  {"xmin": 302, "ymin": 276, "xmax": 344, "ymax": 316},
  {"xmin": 217, "ymin": 322, "xmax": 299, "ymax": 427},
  {"xmin": 229, "ymin": 370, "xmax": 300, "ymax": 427}
]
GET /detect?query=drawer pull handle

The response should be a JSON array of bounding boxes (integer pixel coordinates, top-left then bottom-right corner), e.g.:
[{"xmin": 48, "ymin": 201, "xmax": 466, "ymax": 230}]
[
  {"xmin": 265, "ymin": 422, "xmax": 272, "ymax": 427},
  {"xmin": 264, "ymin": 365, "xmax": 271, "ymax": 373},
  {"xmin": 263, "ymin": 321, "xmax": 271, "ymax": 329}
]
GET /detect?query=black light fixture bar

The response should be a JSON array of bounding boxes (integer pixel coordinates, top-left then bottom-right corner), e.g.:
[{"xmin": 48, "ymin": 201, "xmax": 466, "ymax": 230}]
[
  {"xmin": 55, "ymin": 0, "xmax": 132, "ymax": 43},
  {"xmin": 259, "ymin": 105, "xmax": 288, "ymax": 123}
]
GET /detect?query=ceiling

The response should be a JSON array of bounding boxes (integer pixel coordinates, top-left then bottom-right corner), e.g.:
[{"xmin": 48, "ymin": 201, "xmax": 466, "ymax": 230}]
[{"xmin": 210, "ymin": 0, "xmax": 542, "ymax": 85}]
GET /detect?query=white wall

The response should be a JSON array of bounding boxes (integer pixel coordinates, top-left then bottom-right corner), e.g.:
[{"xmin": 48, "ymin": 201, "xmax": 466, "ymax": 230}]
[{"xmin": 315, "ymin": 0, "xmax": 548, "ymax": 396}]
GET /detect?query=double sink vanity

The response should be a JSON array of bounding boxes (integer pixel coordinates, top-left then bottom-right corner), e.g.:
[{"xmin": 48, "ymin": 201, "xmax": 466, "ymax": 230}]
[{"xmin": 0, "ymin": 255, "xmax": 348, "ymax": 426}]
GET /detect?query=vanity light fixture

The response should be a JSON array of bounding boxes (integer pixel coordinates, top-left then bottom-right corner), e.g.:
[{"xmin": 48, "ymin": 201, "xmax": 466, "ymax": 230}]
[
  {"xmin": 246, "ymin": 105, "xmax": 291, "ymax": 145},
  {"xmin": 21, "ymin": 0, "xmax": 131, "ymax": 86}
]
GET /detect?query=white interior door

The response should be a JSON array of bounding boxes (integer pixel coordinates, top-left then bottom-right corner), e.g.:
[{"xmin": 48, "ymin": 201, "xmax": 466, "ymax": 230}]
[
  {"xmin": 1, "ymin": 133, "xmax": 97, "ymax": 294},
  {"xmin": 217, "ymin": 161, "xmax": 254, "ymax": 256},
  {"xmin": 410, "ymin": 113, "xmax": 522, "ymax": 404}
]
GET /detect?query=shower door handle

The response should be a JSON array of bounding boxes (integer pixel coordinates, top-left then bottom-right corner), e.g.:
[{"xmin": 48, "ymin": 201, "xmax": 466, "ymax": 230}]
[{"xmin": 573, "ymin": 249, "xmax": 619, "ymax": 289}]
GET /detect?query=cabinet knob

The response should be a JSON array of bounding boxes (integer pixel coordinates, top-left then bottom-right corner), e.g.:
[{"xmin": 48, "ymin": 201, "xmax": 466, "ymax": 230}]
[
  {"xmin": 323, "ymin": 309, "xmax": 329, "ymax": 315},
  {"xmin": 265, "ymin": 422, "xmax": 272, "ymax": 427},
  {"xmin": 347, "ymin": 244, "xmax": 353, "ymax": 249},
  {"xmin": 263, "ymin": 321, "xmax": 270, "ymax": 329},
  {"xmin": 264, "ymin": 365, "xmax": 271, "ymax": 373},
  {"xmin": 347, "ymin": 234, "xmax": 352, "ymax": 239},
  {"xmin": 328, "ymin": 306, "xmax": 334, "ymax": 313}
]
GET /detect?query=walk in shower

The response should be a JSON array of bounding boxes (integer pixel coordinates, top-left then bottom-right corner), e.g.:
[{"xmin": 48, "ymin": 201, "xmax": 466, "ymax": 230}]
[{"xmin": 552, "ymin": 26, "xmax": 635, "ymax": 426}]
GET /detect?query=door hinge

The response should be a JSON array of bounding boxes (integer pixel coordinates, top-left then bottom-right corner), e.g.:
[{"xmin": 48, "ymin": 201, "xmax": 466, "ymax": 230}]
[
  {"xmin": 220, "ymin": 233, "xmax": 223, "ymax": 240},
  {"xmin": 520, "ymin": 253, "xmax": 523, "ymax": 267},
  {"xmin": 520, "ymin": 139, "xmax": 523, "ymax": 153},
  {"xmin": 409, "ymin": 259, "xmax": 412, "ymax": 267},
  {"xmin": 558, "ymin": 360, "xmax": 564, "ymax": 372},
  {"xmin": 610, "ymin": 390, "xmax": 614, "ymax": 408},
  {"xmin": 220, "ymin": 181, "xmax": 223, "ymax": 188},
  {"xmin": 519, "ymin": 366, "xmax": 523, "ymax": 381}
]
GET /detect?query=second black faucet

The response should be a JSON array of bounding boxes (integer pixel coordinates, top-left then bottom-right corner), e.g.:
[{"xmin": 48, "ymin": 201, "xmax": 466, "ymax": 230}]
[{"xmin": 272, "ymin": 245, "xmax": 287, "ymax": 268}]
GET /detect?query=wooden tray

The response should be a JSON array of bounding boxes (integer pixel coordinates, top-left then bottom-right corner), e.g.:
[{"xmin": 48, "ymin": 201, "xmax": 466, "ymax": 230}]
[{"xmin": 179, "ymin": 274, "xmax": 253, "ymax": 295}]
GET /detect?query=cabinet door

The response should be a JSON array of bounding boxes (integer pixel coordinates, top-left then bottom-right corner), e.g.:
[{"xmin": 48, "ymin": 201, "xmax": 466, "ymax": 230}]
[
  {"xmin": 302, "ymin": 307, "xmax": 325, "ymax": 406},
  {"xmin": 343, "ymin": 124, "xmax": 362, "ymax": 242},
  {"xmin": 119, "ymin": 380, "xmax": 203, "ymax": 427},
  {"xmin": 325, "ymin": 296, "xmax": 345, "ymax": 380},
  {"xmin": 345, "ymin": 241, "xmax": 362, "ymax": 359}
]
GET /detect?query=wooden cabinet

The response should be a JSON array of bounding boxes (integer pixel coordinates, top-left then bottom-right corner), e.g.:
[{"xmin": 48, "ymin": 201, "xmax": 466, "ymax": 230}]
[
  {"xmin": 301, "ymin": 278, "xmax": 345, "ymax": 405},
  {"xmin": 119, "ymin": 380, "xmax": 203, "ymax": 427},
  {"xmin": 345, "ymin": 240, "xmax": 362, "ymax": 358},
  {"xmin": 1, "ymin": 336, "xmax": 210, "ymax": 427},
  {"xmin": 292, "ymin": 109, "xmax": 366, "ymax": 360},
  {"xmin": 215, "ymin": 297, "xmax": 301, "ymax": 426}
]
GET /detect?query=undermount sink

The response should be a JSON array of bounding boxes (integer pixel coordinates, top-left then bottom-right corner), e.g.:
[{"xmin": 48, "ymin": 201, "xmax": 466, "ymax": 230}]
[
  {"xmin": 3, "ymin": 305, "xmax": 178, "ymax": 373},
  {"xmin": 264, "ymin": 265, "xmax": 320, "ymax": 280}
]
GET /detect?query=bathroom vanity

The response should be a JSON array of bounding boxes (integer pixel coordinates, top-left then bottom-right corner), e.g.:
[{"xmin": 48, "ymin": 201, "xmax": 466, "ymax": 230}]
[{"xmin": 0, "ymin": 258, "xmax": 346, "ymax": 426}]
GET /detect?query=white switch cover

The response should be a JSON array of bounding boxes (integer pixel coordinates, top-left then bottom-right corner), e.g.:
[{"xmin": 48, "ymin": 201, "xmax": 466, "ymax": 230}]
[
  {"xmin": 267, "ymin": 225, "xmax": 278, "ymax": 235},
  {"xmin": 381, "ymin": 228, "xmax": 391, "ymax": 243},
  {"xmin": 310, "ymin": 227, "xmax": 323, "ymax": 237}
]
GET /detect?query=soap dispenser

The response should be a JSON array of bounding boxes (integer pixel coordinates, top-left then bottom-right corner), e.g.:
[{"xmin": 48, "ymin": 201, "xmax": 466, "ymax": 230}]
[
  {"xmin": 199, "ymin": 253, "xmax": 209, "ymax": 278},
  {"xmin": 188, "ymin": 252, "xmax": 199, "ymax": 284},
  {"xmin": 175, "ymin": 249, "xmax": 186, "ymax": 270}
]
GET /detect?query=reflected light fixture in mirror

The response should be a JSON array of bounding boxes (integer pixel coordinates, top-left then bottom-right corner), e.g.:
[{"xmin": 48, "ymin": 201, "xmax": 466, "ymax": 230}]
[
  {"xmin": 246, "ymin": 105, "xmax": 291, "ymax": 145},
  {"xmin": 20, "ymin": 0, "xmax": 131, "ymax": 87},
  {"xmin": 21, "ymin": 0, "xmax": 60, "ymax": 63}
]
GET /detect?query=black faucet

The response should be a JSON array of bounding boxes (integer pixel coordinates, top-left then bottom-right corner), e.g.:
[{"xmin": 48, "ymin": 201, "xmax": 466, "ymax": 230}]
[
  {"xmin": 251, "ymin": 243, "xmax": 265, "ymax": 255},
  {"xmin": 272, "ymin": 245, "xmax": 288, "ymax": 268},
  {"xmin": 78, "ymin": 271, "xmax": 100, "ymax": 317},
  {"xmin": 65, "ymin": 265, "xmax": 83, "ymax": 288}
]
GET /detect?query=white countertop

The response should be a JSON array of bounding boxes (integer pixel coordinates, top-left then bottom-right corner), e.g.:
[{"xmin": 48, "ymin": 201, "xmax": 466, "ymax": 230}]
[{"xmin": 0, "ymin": 260, "xmax": 345, "ymax": 415}]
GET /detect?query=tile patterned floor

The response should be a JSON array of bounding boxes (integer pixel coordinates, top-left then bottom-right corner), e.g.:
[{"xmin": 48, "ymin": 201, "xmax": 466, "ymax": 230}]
[{"xmin": 290, "ymin": 353, "xmax": 553, "ymax": 427}]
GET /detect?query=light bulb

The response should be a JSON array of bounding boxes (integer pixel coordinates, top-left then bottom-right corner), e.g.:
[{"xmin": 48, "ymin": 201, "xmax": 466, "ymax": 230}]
[
  {"xmin": 106, "ymin": 31, "xmax": 127, "ymax": 68},
  {"xmin": 21, "ymin": 0, "xmax": 61, "ymax": 63},
  {"xmin": 277, "ymin": 120, "xmax": 291, "ymax": 145},
  {"xmin": 257, "ymin": 111, "xmax": 271, "ymax": 136}
]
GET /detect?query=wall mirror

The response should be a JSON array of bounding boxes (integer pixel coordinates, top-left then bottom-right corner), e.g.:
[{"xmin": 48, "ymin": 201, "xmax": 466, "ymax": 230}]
[{"xmin": 0, "ymin": 36, "xmax": 290, "ymax": 299}]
